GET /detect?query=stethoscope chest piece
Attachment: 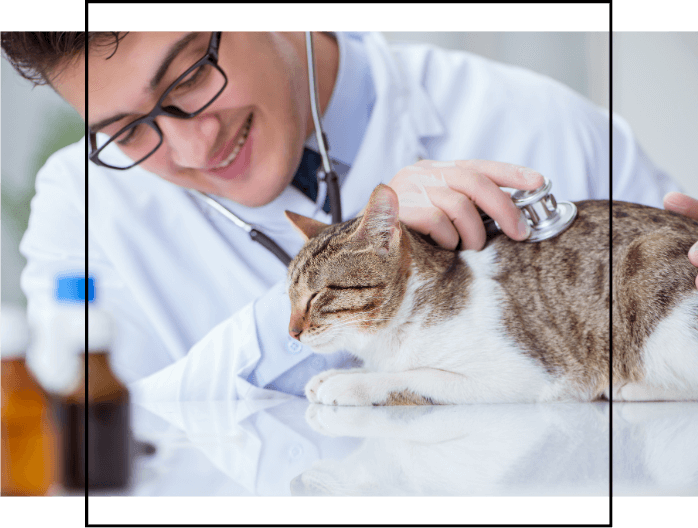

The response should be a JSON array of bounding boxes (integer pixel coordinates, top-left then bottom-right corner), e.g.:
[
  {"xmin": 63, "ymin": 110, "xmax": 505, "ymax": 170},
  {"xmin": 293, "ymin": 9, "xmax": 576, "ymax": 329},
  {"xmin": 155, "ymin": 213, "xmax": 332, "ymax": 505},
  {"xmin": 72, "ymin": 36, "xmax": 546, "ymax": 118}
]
[{"xmin": 510, "ymin": 178, "xmax": 577, "ymax": 242}]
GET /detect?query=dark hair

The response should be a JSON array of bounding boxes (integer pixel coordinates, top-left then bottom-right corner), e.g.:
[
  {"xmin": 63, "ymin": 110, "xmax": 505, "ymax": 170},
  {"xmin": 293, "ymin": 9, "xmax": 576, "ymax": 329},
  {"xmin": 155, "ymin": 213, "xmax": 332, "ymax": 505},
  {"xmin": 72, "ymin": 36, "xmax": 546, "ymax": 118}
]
[{"xmin": 1, "ymin": 32, "xmax": 128, "ymax": 87}]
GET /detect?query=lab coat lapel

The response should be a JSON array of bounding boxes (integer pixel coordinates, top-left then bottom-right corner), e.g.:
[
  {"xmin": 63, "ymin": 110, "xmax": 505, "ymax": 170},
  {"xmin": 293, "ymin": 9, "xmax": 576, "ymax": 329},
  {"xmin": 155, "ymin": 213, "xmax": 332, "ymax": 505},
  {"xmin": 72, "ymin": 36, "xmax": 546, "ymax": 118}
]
[{"xmin": 341, "ymin": 32, "xmax": 445, "ymax": 220}]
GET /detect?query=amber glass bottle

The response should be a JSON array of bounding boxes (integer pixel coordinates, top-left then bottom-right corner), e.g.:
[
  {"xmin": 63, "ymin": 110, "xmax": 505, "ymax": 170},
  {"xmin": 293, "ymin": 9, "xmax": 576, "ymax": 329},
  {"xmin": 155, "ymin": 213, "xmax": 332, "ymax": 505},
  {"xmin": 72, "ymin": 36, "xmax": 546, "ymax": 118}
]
[
  {"xmin": 62, "ymin": 350, "xmax": 131, "ymax": 490},
  {"xmin": 58, "ymin": 277, "xmax": 131, "ymax": 491},
  {"xmin": 1, "ymin": 305, "xmax": 58, "ymax": 496},
  {"xmin": 88, "ymin": 347, "xmax": 131, "ymax": 490}
]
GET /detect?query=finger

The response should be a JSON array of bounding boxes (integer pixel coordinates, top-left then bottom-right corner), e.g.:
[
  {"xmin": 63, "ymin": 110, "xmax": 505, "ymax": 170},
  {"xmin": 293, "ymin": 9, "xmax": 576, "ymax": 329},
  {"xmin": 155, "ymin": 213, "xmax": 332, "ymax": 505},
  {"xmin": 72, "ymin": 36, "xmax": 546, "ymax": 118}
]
[
  {"xmin": 425, "ymin": 187, "xmax": 487, "ymax": 250},
  {"xmin": 434, "ymin": 169, "xmax": 531, "ymax": 241},
  {"xmin": 663, "ymin": 192, "xmax": 698, "ymax": 221},
  {"xmin": 398, "ymin": 205, "xmax": 461, "ymax": 250},
  {"xmin": 449, "ymin": 159, "xmax": 545, "ymax": 190}
]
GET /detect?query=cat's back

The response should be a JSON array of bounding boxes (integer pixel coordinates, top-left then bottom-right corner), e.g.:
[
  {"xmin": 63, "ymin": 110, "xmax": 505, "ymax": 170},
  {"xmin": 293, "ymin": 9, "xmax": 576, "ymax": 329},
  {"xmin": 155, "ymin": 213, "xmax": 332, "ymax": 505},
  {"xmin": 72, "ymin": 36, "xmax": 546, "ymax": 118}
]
[
  {"xmin": 481, "ymin": 200, "xmax": 610, "ymax": 396},
  {"xmin": 490, "ymin": 199, "xmax": 610, "ymax": 288},
  {"xmin": 487, "ymin": 200, "xmax": 698, "ymax": 396},
  {"xmin": 611, "ymin": 201, "xmax": 698, "ymax": 313},
  {"xmin": 611, "ymin": 200, "xmax": 698, "ymax": 254}
]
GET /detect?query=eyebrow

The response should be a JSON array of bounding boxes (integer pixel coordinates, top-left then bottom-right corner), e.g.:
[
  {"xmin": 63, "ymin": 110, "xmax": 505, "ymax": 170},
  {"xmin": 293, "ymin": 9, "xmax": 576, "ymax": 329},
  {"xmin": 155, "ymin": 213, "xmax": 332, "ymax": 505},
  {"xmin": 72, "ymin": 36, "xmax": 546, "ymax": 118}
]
[{"xmin": 89, "ymin": 32, "xmax": 201, "ymax": 133}]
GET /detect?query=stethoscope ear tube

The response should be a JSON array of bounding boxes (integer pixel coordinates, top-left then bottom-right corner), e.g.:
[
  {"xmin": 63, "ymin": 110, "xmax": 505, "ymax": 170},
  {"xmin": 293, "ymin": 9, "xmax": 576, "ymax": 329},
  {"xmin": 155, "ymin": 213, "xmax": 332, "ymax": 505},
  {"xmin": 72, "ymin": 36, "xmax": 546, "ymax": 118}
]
[
  {"xmin": 249, "ymin": 229, "xmax": 293, "ymax": 266},
  {"xmin": 318, "ymin": 166, "xmax": 342, "ymax": 224},
  {"xmin": 306, "ymin": 32, "xmax": 342, "ymax": 224}
]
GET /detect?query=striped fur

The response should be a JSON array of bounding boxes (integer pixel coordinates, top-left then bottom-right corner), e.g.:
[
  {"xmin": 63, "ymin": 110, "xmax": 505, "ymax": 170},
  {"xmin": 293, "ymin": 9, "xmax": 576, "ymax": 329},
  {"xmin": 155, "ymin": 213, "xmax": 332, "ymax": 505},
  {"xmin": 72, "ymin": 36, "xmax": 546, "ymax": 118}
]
[{"xmin": 285, "ymin": 185, "xmax": 698, "ymax": 405}]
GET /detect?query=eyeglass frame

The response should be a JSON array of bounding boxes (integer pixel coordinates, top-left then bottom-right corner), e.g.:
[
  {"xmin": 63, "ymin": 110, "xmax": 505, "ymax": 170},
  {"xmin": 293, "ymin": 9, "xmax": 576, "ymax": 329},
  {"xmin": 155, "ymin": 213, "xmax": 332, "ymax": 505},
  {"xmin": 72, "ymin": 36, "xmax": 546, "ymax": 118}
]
[{"xmin": 88, "ymin": 31, "xmax": 227, "ymax": 170}]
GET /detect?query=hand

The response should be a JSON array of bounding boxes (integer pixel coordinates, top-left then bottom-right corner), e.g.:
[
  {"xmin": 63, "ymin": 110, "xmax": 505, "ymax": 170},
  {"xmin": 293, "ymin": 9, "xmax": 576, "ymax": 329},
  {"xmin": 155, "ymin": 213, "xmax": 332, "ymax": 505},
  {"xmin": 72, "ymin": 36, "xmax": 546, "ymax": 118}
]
[
  {"xmin": 663, "ymin": 192, "xmax": 698, "ymax": 288},
  {"xmin": 387, "ymin": 159, "xmax": 545, "ymax": 250}
]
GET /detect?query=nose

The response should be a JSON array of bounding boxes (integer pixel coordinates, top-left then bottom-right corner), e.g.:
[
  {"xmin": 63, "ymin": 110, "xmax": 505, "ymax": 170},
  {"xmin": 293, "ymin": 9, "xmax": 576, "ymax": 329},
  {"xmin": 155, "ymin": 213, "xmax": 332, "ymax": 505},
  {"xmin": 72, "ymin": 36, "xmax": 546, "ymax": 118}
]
[
  {"xmin": 157, "ymin": 113, "xmax": 220, "ymax": 167},
  {"xmin": 289, "ymin": 326, "xmax": 302, "ymax": 340}
]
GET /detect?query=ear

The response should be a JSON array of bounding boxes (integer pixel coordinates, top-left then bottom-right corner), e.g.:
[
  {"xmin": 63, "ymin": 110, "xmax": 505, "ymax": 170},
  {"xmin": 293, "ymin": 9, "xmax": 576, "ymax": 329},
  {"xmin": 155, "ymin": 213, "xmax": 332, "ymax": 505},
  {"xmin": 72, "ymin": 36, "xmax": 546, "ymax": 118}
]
[
  {"xmin": 355, "ymin": 184, "xmax": 401, "ymax": 256},
  {"xmin": 284, "ymin": 210, "xmax": 329, "ymax": 241}
]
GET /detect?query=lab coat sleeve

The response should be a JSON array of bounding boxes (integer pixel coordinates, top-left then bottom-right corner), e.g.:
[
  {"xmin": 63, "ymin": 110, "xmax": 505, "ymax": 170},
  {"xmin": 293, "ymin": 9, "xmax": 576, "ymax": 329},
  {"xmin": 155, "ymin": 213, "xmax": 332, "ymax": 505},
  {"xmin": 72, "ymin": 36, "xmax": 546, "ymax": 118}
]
[
  {"xmin": 19, "ymin": 141, "xmax": 176, "ymax": 388},
  {"xmin": 611, "ymin": 113, "xmax": 684, "ymax": 206},
  {"xmin": 128, "ymin": 279, "xmax": 303, "ymax": 403},
  {"xmin": 19, "ymin": 142, "xmax": 88, "ymax": 387}
]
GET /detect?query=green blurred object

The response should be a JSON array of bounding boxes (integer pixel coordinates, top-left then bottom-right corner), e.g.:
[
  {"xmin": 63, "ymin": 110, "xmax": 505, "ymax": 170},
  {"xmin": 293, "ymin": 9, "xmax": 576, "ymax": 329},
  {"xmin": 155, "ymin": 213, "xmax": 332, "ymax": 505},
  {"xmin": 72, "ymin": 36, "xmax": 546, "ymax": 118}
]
[{"xmin": 1, "ymin": 106, "xmax": 84, "ymax": 306}]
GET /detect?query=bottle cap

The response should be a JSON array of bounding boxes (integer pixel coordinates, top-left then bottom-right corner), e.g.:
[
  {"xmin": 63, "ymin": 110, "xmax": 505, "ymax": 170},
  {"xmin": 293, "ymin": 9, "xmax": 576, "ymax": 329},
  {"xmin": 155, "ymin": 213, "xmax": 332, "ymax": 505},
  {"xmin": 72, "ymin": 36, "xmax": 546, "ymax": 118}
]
[
  {"xmin": 1, "ymin": 304, "xmax": 30, "ymax": 359},
  {"xmin": 56, "ymin": 275, "xmax": 95, "ymax": 303}
]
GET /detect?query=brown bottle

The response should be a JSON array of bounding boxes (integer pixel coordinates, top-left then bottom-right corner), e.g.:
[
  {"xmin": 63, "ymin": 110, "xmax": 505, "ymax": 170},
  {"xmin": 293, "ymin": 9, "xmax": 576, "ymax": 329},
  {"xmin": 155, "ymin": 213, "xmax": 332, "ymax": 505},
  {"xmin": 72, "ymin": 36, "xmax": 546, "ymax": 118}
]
[
  {"xmin": 59, "ymin": 383, "xmax": 85, "ymax": 490},
  {"xmin": 55, "ymin": 276, "xmax": 131, "ymax": 492},
  {"xmin": 1, "ymin": 305, "xmax": 58, "ymax": 496},
  {"xmin": 62, "ymin": 348, "xmax": 131, "ymax": 491},
  {"xmin": 87, "ymin": 349, "xmax": 131, "ymax": 490}
]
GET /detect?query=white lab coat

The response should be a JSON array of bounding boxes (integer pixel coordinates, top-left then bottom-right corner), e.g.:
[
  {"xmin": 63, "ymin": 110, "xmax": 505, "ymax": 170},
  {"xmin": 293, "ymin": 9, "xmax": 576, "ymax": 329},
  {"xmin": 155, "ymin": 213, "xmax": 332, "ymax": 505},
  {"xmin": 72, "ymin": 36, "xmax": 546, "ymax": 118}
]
[{"xmin": 20, "ymin": 32, "xmax": 682, "ymax": 402}]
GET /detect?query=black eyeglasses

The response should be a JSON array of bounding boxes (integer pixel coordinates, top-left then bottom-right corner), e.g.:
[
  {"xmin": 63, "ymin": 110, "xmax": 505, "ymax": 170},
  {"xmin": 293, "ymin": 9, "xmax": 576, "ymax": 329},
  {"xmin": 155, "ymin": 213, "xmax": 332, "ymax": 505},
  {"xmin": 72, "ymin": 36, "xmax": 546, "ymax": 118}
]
[{"xmin": 88, "ymin": 32, "xmax": 227, "ymax": 170}]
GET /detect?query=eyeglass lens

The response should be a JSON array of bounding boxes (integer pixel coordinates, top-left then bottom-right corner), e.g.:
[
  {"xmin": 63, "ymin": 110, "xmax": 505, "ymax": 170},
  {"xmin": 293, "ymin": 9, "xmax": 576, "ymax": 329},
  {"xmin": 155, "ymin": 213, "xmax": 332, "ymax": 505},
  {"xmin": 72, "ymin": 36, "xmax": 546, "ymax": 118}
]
[{"xmin": 94, "ymin": 63, "xmax": 226, "ymax": 169}]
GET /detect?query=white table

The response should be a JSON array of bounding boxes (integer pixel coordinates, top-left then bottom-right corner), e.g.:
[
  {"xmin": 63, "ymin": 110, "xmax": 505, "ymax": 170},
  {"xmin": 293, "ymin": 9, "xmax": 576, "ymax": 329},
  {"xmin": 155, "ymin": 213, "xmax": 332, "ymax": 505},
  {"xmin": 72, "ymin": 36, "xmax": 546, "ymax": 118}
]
[{"xmin": 118, "ymin": 398, "xmax": 697, "ymax": 496}]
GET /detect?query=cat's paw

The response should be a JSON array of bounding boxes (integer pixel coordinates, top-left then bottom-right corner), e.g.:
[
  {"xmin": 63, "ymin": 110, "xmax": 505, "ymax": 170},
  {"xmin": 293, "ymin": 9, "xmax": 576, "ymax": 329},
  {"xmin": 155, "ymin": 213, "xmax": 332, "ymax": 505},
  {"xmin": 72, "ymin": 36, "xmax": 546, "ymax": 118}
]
[
  {"xmin": 314, "ymin": 373, "xmax": 375, "ymax": 406},
  {"xmin": 305, "ymin": 369, "xmax": 348, "ymax": 403},
  {"xmin": 305, "ymin": 404, "xmax": 376, "ymax": 435}
]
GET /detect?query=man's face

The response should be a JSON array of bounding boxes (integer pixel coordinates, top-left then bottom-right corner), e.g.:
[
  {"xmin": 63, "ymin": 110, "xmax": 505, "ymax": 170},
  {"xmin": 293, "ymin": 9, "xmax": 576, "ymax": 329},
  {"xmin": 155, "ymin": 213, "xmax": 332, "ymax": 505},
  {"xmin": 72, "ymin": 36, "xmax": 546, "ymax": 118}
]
[{"xmin": 55, "ymin": 32, "xmax": 336, "ymax": 207}]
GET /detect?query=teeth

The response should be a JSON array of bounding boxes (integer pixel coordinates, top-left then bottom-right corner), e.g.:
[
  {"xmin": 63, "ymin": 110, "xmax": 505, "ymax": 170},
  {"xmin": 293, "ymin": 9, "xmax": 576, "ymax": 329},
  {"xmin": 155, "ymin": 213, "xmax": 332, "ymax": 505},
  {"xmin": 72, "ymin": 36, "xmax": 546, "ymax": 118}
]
[{"xmin": 214, "ymin": 114, "xmax": 253, "ymax": 169}]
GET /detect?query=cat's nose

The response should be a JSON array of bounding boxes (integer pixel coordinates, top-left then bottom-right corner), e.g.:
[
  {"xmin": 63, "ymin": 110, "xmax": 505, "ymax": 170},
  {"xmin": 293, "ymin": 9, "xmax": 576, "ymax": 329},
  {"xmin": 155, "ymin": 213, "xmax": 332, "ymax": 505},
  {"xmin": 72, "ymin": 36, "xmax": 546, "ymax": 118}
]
[{"xmin": 289, "ymin": 326, "xmax": 302, "ymax": 340}]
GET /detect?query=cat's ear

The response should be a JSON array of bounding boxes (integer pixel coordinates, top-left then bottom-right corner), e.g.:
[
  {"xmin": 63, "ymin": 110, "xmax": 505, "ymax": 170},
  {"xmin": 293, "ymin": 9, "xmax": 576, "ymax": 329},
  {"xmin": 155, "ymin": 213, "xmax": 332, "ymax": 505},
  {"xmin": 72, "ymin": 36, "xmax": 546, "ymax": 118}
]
[
  {"xmin": 355, "ymin": 184, "xmax": 401, "ymax": 256},
  {"xmin": 284, "ymin": 210, "xmax": 329, "ymax": 241}
]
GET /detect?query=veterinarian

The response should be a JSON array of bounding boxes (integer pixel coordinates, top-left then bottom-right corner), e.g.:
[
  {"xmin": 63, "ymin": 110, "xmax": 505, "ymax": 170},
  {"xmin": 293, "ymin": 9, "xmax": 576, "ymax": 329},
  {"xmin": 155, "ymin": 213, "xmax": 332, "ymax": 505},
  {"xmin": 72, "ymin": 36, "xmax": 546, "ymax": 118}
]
[{"xmin": 4, "ymin": 31, "xmax": 697, "ymax": 402}]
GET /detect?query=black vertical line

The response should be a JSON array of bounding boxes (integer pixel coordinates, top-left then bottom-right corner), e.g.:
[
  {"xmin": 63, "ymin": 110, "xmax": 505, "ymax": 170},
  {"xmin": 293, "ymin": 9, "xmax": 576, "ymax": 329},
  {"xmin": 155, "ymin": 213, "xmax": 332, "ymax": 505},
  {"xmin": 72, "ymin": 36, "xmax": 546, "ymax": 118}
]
[
  {"xmin": 608, "ymin": 0, "xmax": 614, "ymax": 525},
  {"xmin": 85, "ymin": 3, "xmax": 90, "ymax": 526}
]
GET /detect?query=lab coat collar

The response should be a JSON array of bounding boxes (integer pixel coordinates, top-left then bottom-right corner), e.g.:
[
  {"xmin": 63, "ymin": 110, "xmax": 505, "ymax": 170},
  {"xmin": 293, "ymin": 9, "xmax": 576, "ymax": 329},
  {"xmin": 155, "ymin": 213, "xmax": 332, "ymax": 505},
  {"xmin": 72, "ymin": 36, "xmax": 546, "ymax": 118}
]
[{"xmin": 339, "ymin": 32, "xmax": 446, "ymax": 219}]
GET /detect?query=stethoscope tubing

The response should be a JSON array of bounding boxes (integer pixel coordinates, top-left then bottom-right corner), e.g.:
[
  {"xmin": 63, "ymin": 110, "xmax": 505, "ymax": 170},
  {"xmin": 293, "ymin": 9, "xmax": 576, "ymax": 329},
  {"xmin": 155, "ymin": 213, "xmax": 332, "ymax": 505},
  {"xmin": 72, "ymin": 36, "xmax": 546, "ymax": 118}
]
[
  {"xmin": 195, "ymin": 31, "xmax": 339, "ymax": 268},
  {"xmin": 195, "ymin": 34, "xmax": 576, "ymax": 267},
  {"xmin": 191, "ymin": 190, "xmax": 293, "ymax": 266}
]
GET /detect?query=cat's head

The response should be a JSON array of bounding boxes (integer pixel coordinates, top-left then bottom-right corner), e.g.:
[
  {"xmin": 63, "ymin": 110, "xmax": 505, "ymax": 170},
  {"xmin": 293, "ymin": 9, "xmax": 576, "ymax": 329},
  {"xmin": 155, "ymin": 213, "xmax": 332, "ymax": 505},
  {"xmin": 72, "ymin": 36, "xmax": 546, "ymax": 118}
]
[{"xmin": 285, "ymin": 184, "xmax": 411, "ymax": 353}]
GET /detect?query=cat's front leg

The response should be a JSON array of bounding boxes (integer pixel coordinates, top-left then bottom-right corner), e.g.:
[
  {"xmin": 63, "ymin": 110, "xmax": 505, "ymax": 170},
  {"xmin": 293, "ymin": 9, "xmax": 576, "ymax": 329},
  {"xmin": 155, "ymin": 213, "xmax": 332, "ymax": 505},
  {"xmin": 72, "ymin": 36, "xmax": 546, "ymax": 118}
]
[
  {"xmin": 312, "ymin": 370, "xmax": 440, "ymax": 406},
  {"xmin": 311, "ymin": 367, "xmax": 546, "ymax": 405},
  {"xmin": 305, "ymin": 367, "xmax": 369, "ymax": 403}
]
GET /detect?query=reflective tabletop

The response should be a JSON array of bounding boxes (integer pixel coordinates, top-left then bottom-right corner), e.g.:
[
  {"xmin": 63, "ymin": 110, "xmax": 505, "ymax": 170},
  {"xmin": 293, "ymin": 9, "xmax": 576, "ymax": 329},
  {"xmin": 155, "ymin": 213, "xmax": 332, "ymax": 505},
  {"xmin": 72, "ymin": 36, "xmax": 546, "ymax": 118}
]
[
  {"xmin": 110, "ymin": 397, "xmax": 616, "ymax": 497},
  {"xmin": 121, "ymin": 398, "xmax": 696, "ymax": 497}
]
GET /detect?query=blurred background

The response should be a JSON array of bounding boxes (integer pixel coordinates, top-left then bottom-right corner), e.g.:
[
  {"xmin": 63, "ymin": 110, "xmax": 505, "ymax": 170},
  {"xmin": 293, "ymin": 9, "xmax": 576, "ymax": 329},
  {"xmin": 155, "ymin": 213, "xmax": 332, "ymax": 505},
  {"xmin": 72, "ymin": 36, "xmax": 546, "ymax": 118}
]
[
  {"xmin": 2, "ymin": 32, "xmax": 697, "ymax": 308},
  {"xmin": 1, "ymin": 50, "xmax": 83, "ymax": 308},
  {"xmin": 613, "ymin": 32, "xmax": 698, "ymax": 196}
]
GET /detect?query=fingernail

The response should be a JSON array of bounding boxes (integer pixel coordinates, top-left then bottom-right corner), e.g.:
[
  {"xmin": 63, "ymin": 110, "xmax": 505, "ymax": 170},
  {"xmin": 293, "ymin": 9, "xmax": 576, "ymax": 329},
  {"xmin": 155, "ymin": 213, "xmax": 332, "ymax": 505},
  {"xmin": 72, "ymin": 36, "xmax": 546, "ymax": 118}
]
[
  {"xmin": 665, "ymin": 193, "xmax": 688, "ymax": 214},
  {"xmin": 690, "ymin": 242, "xmax": 698, "ymax": 258},
  {"xmin": 518, "ymin": 213, "xmax": 532, "ymax": 239}
]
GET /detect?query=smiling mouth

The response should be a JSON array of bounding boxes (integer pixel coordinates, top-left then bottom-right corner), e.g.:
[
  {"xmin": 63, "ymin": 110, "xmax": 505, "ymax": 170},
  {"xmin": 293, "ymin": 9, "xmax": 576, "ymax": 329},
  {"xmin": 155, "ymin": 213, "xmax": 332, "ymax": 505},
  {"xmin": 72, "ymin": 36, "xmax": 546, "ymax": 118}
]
[{"xmin": 210, "ymin": 112, "xmax": 253, "ymax": 170}]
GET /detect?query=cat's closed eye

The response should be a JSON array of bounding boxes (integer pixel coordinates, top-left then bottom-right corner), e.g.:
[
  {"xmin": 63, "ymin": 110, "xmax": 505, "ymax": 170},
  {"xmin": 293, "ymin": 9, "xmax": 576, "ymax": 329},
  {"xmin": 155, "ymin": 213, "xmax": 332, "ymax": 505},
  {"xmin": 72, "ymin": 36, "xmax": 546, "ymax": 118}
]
[
  {"xmin": 326, "ymin": 284, "xmax": 383, "ymax": 291},
  {"xmin": 306, "ymin": 292, "xmax": 318, "ymax": 311}
]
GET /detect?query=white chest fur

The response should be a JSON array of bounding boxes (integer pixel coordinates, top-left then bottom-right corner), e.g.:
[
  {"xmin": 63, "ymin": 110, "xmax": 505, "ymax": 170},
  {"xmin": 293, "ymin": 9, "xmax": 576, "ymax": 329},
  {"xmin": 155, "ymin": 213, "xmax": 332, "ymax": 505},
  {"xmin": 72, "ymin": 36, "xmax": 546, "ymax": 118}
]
[{"xmin": 343, "ymin": 246, "xmax": 564, "ymax": 403}]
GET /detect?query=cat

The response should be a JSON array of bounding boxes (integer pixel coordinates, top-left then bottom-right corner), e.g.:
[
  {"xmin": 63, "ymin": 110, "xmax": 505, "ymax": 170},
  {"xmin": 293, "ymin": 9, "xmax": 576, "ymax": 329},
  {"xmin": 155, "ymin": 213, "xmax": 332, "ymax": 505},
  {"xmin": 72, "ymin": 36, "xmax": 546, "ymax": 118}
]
[{"xmin": 284, "ymin": 184, "xmax": 698, "ymax": 405}]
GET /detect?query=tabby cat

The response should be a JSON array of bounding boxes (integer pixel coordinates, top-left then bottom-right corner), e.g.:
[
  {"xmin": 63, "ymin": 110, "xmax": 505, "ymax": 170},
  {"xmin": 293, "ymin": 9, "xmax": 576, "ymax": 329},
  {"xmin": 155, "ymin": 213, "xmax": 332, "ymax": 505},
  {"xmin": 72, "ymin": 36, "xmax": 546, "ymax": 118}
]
[{"xmin": 284, "ymin": 184, "xmax": 698, "ymax": 405}]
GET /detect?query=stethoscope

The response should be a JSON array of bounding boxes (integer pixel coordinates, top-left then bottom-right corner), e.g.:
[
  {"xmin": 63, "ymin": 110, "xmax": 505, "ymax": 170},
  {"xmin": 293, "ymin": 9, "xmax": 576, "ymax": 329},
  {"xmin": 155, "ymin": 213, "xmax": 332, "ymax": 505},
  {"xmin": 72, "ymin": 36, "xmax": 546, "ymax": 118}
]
[
  {"xmin": 190, "ymin": 32, "xmax": 338, "ymax": 267},
  {"xmin": 192, "ymin": 32, "xmax": 578, "ymax": 266},
  {"xmin": 481, "ymin": 179, "xmax": 578, "ymax": 243}
]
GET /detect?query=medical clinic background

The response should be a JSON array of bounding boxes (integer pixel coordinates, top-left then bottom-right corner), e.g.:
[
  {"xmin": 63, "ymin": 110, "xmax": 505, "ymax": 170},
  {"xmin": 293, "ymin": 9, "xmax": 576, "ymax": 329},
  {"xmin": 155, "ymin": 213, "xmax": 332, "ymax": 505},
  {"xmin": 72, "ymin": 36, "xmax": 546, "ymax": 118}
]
[{"xmin": 2, "ymin": 30, "xmax": 697, "ymax": 327}]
